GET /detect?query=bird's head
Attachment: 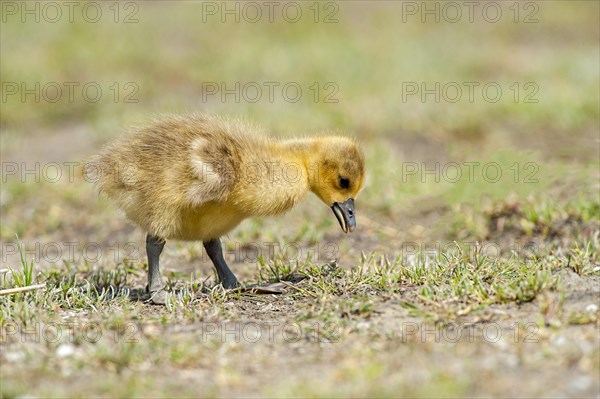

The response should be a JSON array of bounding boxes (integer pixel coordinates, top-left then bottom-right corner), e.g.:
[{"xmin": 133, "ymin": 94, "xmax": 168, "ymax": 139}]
[{"xmin": 308, "ymin": 136, "xmax": 365, "ymax": 233}]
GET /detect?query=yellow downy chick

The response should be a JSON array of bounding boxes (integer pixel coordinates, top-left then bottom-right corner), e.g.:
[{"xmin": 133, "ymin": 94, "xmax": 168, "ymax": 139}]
[{"xmin": 92, "ymin": 114, "xmax": 365, "ymax": 303}]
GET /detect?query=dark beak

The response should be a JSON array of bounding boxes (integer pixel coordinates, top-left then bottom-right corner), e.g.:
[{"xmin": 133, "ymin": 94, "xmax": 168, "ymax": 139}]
[{"xmin": 331, "ymin": 198, "xmax": 356, "ymax": 233}]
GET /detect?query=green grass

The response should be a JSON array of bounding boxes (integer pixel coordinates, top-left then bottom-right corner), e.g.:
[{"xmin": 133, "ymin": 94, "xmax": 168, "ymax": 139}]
[
  {"xmin": 9, "ymin": 237, "xmax": 35, "ymax": 288},
  {"xmin": 1, "ymin": 237, "xmax": 598, "ymax": 397},
  {"xmin": 2, "ymin": 237, "xmax": 596, "ymax": 325}
]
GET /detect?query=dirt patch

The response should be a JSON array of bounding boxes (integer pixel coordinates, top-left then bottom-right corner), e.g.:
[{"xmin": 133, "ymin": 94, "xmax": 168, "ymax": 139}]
[{"xmin": 482, "ymin": 198, "xmax": 599, "ymax": 251}]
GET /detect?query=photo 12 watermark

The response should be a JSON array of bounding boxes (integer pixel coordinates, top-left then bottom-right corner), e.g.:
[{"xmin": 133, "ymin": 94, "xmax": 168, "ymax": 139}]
[
  {"xmin": 1, "ymin": 82, "xmax": 139, "ymax": 104},
  {"xmin": 400, "ymin": 161, "xmax": 540, "ymax": 184},
  {"xmin": 400, "ymin": 321, "xmax": 541, "ymax": 344},
  {"xmin": 199, "ymin": 1, "xmax": 340, "ymax": 24},
  {"xmin": 398, "ymin": 240, "xmax": 539, "ymax": 261},
  {"xmin": 401, "ymin": 82, "xmax": 539, "ymax": 104},
  {"xmin": 201, "ymin": 81, "xmax": 339, "ymax": 104},
  {"xmin": 1, "ymin": 321, "xmax": 140, "ymax": 344},
  {"xmin": 1, "ymin": 1, "xmax": 140, "ymax": 24},
  {"xmin": 399, "ymin": 1, "xmax": 540, "ymax": 24}
]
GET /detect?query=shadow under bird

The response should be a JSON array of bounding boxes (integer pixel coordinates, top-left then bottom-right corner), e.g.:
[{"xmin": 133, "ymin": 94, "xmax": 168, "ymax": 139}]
[{"xmin": 92, "ymin": 114, "xmax": 365, "ymax": 303}]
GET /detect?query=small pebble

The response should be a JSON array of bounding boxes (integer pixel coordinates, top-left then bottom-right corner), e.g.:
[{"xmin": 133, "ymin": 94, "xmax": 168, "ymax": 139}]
[
  {"xmin": 585, "ymin": 304, "xmax": 598, "ymax": 313},
  {"xmin": 568, "ymin": 375, "xmax": 592, "ymax": 392},
  {"xmin": 56, "ymin": 344, "xmax": 76, "ymax": 358},
  {"xmin": 4, "ymin": 351, "xmax": 24, "ymax": 362},
  {"xmin": 553, "ymin": 336, "xmax": 567, "ymax": 347},
  {"xmin": 356, "ymin": 321, "xmax": 370, "ymax": 330}
]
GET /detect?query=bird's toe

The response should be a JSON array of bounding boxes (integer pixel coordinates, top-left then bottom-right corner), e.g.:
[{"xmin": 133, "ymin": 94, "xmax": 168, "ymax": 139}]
[
  {"xmin": 222, "ymin": 279, "xmax": 241, "ymax": 290},
  {"xmin": 148, "ymin": 290, "xmax": 168, "ymax": 305}
]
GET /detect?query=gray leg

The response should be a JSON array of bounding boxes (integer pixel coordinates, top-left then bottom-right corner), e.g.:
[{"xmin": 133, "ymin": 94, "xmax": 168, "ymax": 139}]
[
  {"xmin": 203, "ymin": 238, "xmax": 239, "ymax": 289},
  {"xmin": 146, "ymin": 234, "xmax": 167, "ymax": 304}
]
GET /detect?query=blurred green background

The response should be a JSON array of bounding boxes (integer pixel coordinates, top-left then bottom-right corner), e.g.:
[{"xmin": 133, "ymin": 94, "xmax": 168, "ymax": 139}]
[{"xmin": 1, "ymin": 1, "xmax": 598, "ymax": 253}]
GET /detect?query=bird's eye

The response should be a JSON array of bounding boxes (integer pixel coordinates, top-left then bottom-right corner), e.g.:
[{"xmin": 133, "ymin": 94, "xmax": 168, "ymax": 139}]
[{"xmin": 339, "ymin": 176, "xmax": 350, "ymax": 189}]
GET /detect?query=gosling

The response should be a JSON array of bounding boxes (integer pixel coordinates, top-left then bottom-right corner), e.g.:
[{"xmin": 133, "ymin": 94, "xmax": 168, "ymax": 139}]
[{"xmin": 92, "ymin": 114, "xmax": 365, "ymax": 303}]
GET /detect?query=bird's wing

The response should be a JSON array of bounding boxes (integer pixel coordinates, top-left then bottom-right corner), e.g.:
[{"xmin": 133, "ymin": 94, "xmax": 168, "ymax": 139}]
[{"xmin": 186, "ymin": 136, "xmax": 237, "ymax": 207}]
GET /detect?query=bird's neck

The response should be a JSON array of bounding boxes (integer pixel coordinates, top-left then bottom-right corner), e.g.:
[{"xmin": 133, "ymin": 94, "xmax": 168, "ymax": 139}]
[
  {"xmin": 232, "ymin": 138, "xmax": 319, "ymax": 217},
  {"xmin": 276, "ymin": 137, "xmax": 322, "ymax": 188}
]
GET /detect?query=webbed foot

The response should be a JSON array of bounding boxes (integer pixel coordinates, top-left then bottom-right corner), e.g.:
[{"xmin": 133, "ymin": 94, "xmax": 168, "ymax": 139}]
[{"xmin": 148, "ymin": 289, "xmax": 168, "ymax": 305}]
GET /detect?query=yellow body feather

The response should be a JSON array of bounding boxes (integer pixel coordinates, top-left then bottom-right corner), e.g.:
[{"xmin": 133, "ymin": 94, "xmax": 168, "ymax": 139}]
[{"xmin": 92, "ymin": 114, "xmax": 364, "ymax": 241}]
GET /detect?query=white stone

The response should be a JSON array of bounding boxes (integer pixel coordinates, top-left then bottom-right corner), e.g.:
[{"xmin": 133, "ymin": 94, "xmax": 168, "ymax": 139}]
[
  {"xmin": 4, "ymin": 351, "xmax": 24, "ymax": 362},
  {"xmin": 585, "ymin": 304, "xmax": 598, "ymax": 313},
  {"xmin": 56, "ymin": 344, "xmax": 75, "ymax": 358}
]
